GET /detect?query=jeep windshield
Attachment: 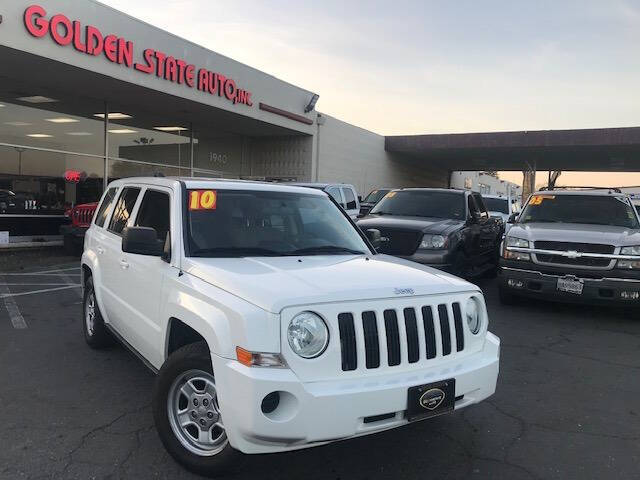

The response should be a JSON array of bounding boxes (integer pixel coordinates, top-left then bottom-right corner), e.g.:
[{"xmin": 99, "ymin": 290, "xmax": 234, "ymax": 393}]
[
  {"xmin": 519, "ymin": 194, "xmax": 640, "ymax": 228},
  {"xmin": 186, "ymin": 189, "xmax": 370, "ymax": 257},
  {"xmin": 370, "ymin": 190, "xmax": 465, "ymax": 219}
]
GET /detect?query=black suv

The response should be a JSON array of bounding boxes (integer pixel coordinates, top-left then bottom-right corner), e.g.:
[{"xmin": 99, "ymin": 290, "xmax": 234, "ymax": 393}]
[{"xmin": 357, "ymin": 188, "xmax": 502, "ymax": 278}]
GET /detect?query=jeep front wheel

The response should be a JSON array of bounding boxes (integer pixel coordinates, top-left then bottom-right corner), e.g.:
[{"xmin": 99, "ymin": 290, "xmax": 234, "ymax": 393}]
[{"xmin": 153, "ymin": 342, "xmax": 238, "ymax": 477}]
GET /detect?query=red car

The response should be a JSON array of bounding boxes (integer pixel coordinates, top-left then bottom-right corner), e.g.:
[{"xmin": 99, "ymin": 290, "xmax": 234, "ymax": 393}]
[{"xmin": 60, "ymin": 202, "xmax": 98, "ymax": 255}]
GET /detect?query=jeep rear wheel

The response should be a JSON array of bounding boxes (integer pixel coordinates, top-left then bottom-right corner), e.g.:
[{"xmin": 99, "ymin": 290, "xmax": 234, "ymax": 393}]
[
  {"xmin": 153, "ymin": 342, "xmax": 238, "ymax": 476},
  {"xmin": 83, "ymin": 276, "xmax": 114, "ymax": 348}
]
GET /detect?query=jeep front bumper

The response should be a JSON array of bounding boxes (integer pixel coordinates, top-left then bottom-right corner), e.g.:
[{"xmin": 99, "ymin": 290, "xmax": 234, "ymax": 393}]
[{"xmin": 211, "ymin": 333, "xmax": 499, "ymax": 454}]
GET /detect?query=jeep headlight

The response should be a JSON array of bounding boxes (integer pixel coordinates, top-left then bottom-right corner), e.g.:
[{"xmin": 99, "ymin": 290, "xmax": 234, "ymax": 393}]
[
  {"xmin": 420, "ymin": 234, "xmax": 447, "ymax": 249},
  {"xmin": 287, "ymin": 312, "xmax": 329, "ymax": 358},
  {"xmin": 465, "ymin": 297, "xmax": 481, "ymax": 334},
  {"xmin": 503, "ymin": 236, "xmax": 531, "ymax": 260},
  {"xmin": 617, "ymin": 246, "xmax": 640, "ymax": 269}
]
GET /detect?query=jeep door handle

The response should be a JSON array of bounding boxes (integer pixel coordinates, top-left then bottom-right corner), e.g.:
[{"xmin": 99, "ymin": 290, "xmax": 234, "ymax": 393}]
[
  {"xmin": 119, "ymin": 259, "xmax": 130, "ymax": 270},
  {"xmin": 96, "ymin": 247, "xmax": 104, "ymax": 254}
]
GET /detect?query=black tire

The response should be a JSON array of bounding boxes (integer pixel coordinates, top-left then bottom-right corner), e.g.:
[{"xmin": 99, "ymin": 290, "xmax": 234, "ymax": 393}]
[
  {"xmin": 153, "ymin": 342, "xmax": 239, "ymax": 477},
  {"xmin": 498, "ymin": 285, "xmax": 519, "ymax": 305},
  {"xmin": 83, "ymin": 276, "xmax": 115, "ymax": 348}
]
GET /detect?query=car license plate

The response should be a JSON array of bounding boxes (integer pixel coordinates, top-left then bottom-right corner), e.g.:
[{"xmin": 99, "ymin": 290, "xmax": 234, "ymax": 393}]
[
  {"xmin": 557, "ymin": 277, "xmax": 584, "ymax": 295},
  {"xmin": 407, "ymin": 379, "xmax": 455, "ymax": 422}
]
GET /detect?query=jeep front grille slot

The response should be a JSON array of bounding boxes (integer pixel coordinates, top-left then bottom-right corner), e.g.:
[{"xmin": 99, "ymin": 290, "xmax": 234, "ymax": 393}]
[
  {"xmin": 362, "ymin": 311, "xmax": 380, "ymax": 369},
  {"xmin": 438, "ymin": 304, "xmax": 452, "ymax": 356},
  {"xmin": 338, "ymin": 301, "xmax": 464, "ymax": 371},
  {"xmin": 384, "ymin": 310, "xmax": 401, "ymax": 366},
  {"xmin": 403, "ymin": 308, "xmax": 420, "ymax": 363},
  {"xmin": 452, "ymin": 302, "xmax": 464, "ymax": 352},
  {"xmin": 421, "ymin": 306, "xmax": 437, "ymax": 359},
  {"xmin": 338, "ymin": 313, "xmax": 357, "ymax": 371}
]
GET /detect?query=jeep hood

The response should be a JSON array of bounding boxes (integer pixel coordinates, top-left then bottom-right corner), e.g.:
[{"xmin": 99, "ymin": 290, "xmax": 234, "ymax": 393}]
[
  {"xmin": 182, "ymin": 254, "xmax": 476, "ymax": 313},
  {"xmin": 507, "ymin": 222, "xmax": 640, "ymax": 246}
]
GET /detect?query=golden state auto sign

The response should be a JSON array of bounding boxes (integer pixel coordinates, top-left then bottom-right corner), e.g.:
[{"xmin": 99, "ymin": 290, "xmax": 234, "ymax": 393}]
[{"xmin": 23, "ymin": 4, "xmax": 254, "ymax": 107}]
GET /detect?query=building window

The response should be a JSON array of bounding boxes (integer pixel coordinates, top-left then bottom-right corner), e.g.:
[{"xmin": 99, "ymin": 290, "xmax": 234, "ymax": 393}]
[{"xmin": 478, "ymin": 183, "xmax": 491, "ymax": 195}]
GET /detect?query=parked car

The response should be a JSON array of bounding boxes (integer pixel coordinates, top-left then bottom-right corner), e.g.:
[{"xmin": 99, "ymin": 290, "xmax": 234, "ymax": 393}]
[
  {"xmin": 357, "ymin": 188, "xmax": 502, "ymax": 278},
  {"xmin": 359, "ymin": 187, "xmax": 392, "ymax": 216},
  {"xmin": 481, "ymin": 194, "xmax": 518, "ymax": 224},
  {"xmin": 81, "ymin": 177, "xmax": 500, "ymax": 477},
  {"xmin": 0, "ymin": 189, "xmax": 37, "ymax": 212},
  {"xmin": 289, "ymin": 182, "xmax": 360, "ymax": 219},
  {"xmin": 0, "ymin": 189, "xmax": 17, "ymax": 213},
  {"xmin": 499, "ymin": 188, "xmax": 640, "ymax": 305},
  {"xmin": 60, "ymin": 202, "xmax": 98, "ymax": 255}
]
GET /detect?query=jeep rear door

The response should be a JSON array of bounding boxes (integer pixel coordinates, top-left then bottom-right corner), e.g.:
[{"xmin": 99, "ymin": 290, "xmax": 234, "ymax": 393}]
[{"xmin": 99, "ymin": 186, "xmax": 142, "ymax": 333}]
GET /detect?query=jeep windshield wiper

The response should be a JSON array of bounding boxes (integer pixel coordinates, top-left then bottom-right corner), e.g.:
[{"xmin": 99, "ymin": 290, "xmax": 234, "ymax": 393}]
[
  {"xmin": 287, "ymin": 246, "xmax": 366, "ymax": 255},
  {"xmin": 191, "ymin": 247, "xmax": 281, "ymax": 257}
]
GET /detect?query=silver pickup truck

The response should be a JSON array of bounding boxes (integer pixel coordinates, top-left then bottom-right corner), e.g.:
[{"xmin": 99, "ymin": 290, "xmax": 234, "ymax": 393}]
[{"xmin": 499, "ymin": 188, "xmax": 640, "ymax": 305}]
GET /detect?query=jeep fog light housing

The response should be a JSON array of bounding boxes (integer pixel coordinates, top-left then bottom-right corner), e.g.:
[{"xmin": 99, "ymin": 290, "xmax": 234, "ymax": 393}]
[
  {"xmin": 287, "ymin": 312, "xmax": 329, "ymax": 358},
  {"xmin": 420, "ymin": 234, "xmax": 447, "ymax": 249},
  {"xmin": 465, "ymin": 297, "xmax": 481, "ymax": 334}
]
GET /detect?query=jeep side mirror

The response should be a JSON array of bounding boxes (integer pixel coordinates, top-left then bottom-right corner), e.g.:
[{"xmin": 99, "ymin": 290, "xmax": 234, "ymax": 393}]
[
  {"xmin": 365, "ymin": 228, "xmax": 382, "ymax": 249},
  {"xmin": 507, "ymin": 212, "xmax": 519, "ymax": 223},
  {"xmin": 122, "ymin": 226, "xmax": 163, "ymax": 256}
]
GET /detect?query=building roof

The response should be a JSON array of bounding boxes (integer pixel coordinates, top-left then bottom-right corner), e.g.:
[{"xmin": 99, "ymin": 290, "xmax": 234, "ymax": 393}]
[{"xmin": 386, "ymin": 127, "xmax": 640, "ymax": 172}]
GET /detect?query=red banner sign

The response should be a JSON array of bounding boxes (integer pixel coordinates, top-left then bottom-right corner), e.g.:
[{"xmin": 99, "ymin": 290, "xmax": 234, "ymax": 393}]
[{"xmin": 24, "ymin": 5, "xmax": 253, "ymax": 107}]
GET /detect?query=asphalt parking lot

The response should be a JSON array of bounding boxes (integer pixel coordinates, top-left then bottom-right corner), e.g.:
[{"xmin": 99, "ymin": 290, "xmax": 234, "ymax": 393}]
[{"xmin": 1, "ymin": 257, "xmax": 639, "ymax": 480}]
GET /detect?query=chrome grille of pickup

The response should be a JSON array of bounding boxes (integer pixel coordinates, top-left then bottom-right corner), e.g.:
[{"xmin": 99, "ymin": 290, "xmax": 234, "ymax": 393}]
[
  {"xmin": 534, "ymin": 241, "xmax": 614, "ymax": 268},
  {"xmin": 338, "ymin": 302, "xmax": 464, "ymax": 371},
  {"xmin": 375, "ymin": 229, "xmax": 422, "ymax": 256}
]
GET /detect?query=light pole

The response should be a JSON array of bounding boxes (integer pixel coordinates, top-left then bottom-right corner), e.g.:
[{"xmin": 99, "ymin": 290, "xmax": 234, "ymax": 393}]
[{"xmin": 14, "ymin": 147, "xmax": 26, "ymax": 175}]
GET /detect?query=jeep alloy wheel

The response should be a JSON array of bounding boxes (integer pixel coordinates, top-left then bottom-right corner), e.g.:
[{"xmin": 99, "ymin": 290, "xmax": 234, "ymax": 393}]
[{"xmin": 167, "ymin": 369, "xmax": 228, "ymax": 456}]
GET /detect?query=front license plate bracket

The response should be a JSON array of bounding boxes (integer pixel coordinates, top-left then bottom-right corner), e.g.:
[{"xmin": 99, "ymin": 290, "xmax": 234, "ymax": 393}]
[{"xmin": 407, "ymin": 379, "xmax": 456, "ymax": 422}]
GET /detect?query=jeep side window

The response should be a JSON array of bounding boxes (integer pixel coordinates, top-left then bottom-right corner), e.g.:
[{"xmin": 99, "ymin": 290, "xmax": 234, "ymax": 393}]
[
  {"xmin": 342, "ymin": 187, "xmax": 357, "ymax": 210},
  {"xmin": 108, "ymin": 187, "xmax": 141, "ymax": 235},
  {"xmin": 135, "ymin": 189, "xmax": 170, "ymax": 242},
  {"xmin": 94, "ymin": 187, "xmax": 118, "ymax": 227}
]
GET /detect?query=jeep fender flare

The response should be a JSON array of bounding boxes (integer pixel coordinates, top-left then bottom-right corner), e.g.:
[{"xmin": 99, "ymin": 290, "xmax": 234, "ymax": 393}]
[{"xmin": 162, "ymin": 292, "xmax": 232, "ymax": 362}]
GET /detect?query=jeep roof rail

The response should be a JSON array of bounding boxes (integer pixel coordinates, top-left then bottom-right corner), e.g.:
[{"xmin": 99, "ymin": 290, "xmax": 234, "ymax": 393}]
[{"xmin": 540, "ymin": 185, "xmax": 623, "ymax": 193}]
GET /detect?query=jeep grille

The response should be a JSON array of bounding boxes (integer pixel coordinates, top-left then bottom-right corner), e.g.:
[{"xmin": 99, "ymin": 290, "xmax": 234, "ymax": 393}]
[{"xmin": 337, "ymin": 302, "xmax": 465, "ymax": 371}]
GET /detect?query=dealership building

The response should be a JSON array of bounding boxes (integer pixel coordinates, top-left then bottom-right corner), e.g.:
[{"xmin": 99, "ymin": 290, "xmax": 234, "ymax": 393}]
[{"xmin": 0, "ymin": 0, "xmax": 449, "ymax": 242}]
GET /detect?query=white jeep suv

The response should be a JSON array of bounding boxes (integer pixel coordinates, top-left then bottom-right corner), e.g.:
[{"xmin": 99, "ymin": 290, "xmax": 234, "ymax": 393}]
[{"xmin": 81, "ymin": 177, "xmax": 500, "ymax": 477}]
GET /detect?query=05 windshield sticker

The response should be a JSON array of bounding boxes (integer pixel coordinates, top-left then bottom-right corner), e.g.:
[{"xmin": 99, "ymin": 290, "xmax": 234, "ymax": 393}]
[
  {"xmin": 386, "ymin": 191, "xmax": 397, "ymax": 198},
  {"xmin": 529, "ymin": 195, "xmax": 555, "ymax": 205},
  {"xmin": 189, "ymin": 190, "xmax": 217, "ymax": 210}
]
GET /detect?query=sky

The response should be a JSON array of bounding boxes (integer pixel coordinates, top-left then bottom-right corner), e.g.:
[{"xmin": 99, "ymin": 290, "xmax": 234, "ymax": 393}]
[{"xmin": 99, "ymin": 0, "xmax": 640, "ymax": 187}]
